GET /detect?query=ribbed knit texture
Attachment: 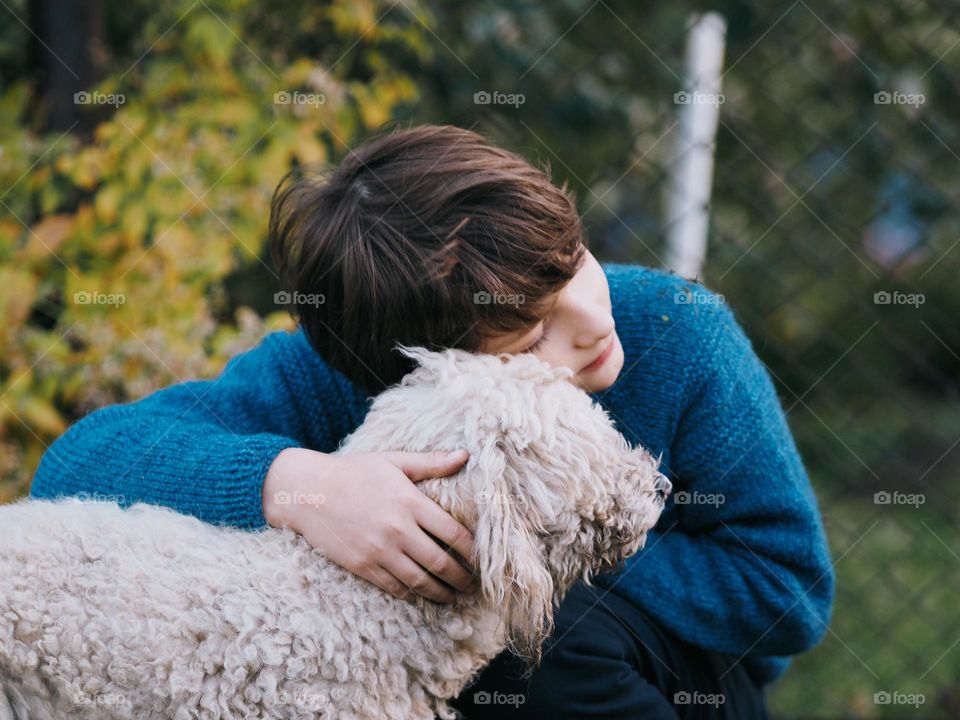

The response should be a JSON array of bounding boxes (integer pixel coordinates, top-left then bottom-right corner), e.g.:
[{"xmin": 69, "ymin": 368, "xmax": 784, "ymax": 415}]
[{"xmin": 30, "ymin": 263, "xmax": 834, "ymax": 688}]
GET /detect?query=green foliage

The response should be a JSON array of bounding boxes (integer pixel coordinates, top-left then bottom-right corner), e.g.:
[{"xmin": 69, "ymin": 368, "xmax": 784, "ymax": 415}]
[
  {"xmin": 3, "ymin": 2, "xmax": 958, "ymax": 715},
  {"xmin": 0, "ymin": 0, "xmax": 426, "ymax": 502}
]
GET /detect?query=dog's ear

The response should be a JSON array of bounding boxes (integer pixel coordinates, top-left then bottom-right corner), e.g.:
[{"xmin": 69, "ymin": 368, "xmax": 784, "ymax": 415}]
[{"xmin": 470, "ymin": 437, "xmax": 555, "ymax": 665}]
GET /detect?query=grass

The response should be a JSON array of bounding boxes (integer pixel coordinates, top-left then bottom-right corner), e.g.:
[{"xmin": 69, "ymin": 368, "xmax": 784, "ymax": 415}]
[{"xmin": 768, "ymin": 498, "xmax": 960, "ymax": 719}]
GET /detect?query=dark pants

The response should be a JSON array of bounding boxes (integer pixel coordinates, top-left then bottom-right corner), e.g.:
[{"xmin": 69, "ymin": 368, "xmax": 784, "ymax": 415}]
[{"xmin": 450, "ymin": 582, "xmax": 768, "ymax": 719}]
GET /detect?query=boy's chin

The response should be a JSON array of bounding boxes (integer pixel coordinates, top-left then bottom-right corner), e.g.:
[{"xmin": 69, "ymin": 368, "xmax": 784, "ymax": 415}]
[
  {"xmin": 573, "ymin": 338, "xmax": 624, "ymax": 392},
  {"xmin": 579, "ymin": 368, "xmax": 621, "ymax": 393}
]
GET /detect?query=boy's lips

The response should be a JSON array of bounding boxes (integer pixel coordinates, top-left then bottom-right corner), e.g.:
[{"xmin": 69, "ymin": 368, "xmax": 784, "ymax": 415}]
[{"xmin": 582, "ymin": 336, "xmax": 615, "ymax": 372}]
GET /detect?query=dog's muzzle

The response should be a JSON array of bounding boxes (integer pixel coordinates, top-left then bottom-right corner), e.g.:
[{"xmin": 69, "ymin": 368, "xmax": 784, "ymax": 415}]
[{"xmin": 654, "ymin": 475, "xmax": 672, "ymax": 502}]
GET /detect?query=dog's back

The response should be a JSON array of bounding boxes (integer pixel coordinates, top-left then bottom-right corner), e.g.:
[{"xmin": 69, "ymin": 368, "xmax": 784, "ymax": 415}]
[
  {"xmin": 0, "ymin": 494, "xmax": 501, "ymax": 719},
  {"xmin": 0, "ymin": 347, "xmax": 664, "ymax": 719}
]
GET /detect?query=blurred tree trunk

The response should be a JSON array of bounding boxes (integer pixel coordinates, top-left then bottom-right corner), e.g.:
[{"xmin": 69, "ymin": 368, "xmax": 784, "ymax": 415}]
[{"xmin": 28, "ymin": 0, "xmax": 105, "ymax": 132}]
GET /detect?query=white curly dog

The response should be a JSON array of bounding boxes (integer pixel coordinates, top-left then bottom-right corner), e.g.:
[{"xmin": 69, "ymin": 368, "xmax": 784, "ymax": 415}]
[{"xmin": 0, "ymin": 346, "xmax": 670, "ymax": 720}]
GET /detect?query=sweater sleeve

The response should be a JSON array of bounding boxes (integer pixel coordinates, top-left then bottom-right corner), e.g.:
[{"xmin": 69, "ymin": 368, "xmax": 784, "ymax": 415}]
[
  {"xmin": 29, "ymin": 330, "xmax": 347, "ymax": 529},
  {"xmin": 595, "ymin": 298, "xmax": 835, "ymax": 663}
]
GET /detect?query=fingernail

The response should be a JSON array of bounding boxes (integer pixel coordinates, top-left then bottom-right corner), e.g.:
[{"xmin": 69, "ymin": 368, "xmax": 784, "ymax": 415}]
[{"xmin": 448, "ymin": 449, "xmax": 467, "ymax": 461}]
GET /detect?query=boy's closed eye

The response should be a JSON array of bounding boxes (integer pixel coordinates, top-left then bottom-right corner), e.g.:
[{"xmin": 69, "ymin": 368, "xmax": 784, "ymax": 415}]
[
  {"xmin": 478, "ymin": 250, "xmax": 623, "ymax": 392},
  {"xmin": 523, "ymin": 326, "xmax": 549, "ymax": 354}
]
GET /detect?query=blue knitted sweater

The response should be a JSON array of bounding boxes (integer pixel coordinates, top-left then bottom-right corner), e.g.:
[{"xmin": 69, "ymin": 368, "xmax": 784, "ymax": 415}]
[{"xmin": 31, "ymin": 263, "xmax": 834, "ymax": 687}]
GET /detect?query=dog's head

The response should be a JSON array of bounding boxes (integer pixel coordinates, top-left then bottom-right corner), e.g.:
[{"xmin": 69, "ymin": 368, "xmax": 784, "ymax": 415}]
[{"xmin": 383, "ymin": 346, "xmax": 670, "ymax": 662}]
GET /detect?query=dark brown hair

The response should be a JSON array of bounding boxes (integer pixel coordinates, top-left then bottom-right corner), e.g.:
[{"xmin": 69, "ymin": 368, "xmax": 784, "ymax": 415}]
[{"xmin": 268, "ymin": 124, "xmax": 586, "ymax": 395}]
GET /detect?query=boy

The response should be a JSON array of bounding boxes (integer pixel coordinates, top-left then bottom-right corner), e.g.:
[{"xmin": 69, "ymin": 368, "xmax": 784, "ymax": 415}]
[{"xmin": 31, "ymin": 124, "xmax": 834, "ymax": 718}]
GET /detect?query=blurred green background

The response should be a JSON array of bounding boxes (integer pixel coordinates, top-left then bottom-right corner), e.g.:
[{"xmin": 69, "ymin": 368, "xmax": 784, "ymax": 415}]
[{"xmin": 1, "ymin": 0, "xmax": 959, "ymax": 717}]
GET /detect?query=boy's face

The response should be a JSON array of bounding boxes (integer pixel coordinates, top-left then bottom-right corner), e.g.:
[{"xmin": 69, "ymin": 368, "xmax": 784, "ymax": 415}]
[{"xmin": 479, "ymin": 250, "xmax": 623, "ymax": 392}]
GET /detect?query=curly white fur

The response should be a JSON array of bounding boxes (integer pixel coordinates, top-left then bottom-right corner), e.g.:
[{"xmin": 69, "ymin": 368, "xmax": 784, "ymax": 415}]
[{"xmin": 0, "ymin": 346, "xmax": 669, "ymax": 720}]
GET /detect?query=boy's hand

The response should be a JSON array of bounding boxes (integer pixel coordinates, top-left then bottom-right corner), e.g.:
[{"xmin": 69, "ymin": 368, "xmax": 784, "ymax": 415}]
[{"xmin": 263, "ymin": 447, "xmax": 477, "ymax": 604}]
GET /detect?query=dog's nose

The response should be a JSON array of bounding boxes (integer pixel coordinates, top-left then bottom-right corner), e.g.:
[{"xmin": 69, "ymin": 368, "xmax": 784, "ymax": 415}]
[{"xmin": 654, "ymin": 476, "xmax": 672, "ymax": 500}]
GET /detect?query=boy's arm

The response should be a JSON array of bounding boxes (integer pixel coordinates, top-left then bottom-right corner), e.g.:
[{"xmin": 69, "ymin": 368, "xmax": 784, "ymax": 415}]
[
  {"xmin": 29, "ymin": 330, "xmax": 348, "ymax": 528},
  {"xmin": 598, "ymin": 300, "xmax": 835, "ymax": 659}
]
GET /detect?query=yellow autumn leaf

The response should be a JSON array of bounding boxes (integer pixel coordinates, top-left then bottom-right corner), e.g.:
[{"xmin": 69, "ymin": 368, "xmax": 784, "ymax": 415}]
[
  {"xmin": 0, "ymin": 267, "xmax": 37, "ymax": 346},
  {"xmin": 294, "ymin": 124, "xmax": 328, "ymax": 165},
  {"xmin": 95, "ymin": 184, "xmax": 124, "ymax": 224},
  {"xmin": 120, "ymin": 200, "xmax": 150, "ymax": 246},
  {"xmin": 17, "ymin": 395, "xmax": 67, "ymax": 436},
  {"xmin": 20, "ymin": 214, "xmax": 73, "ymax": 264}
]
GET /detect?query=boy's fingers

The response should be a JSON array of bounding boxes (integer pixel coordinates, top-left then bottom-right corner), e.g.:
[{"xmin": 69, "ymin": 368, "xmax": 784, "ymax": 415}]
[
  {"xmin": 386, "ymin": 449, "xmax": 469, "ymax": 482},
  {"xmin": 414, "ymin": 501, "xmax": 476, "ymax": 573},
  {"xmin": 366, "ymin": 566, "xmax": 411, "ymax": 601},
  {"xmin": 403, "ymin": 530, "xmax": 476, "ymax": 593},
  {"xmin": 390, "ymin": 555, "xmax": 457, "ymax": 604}
]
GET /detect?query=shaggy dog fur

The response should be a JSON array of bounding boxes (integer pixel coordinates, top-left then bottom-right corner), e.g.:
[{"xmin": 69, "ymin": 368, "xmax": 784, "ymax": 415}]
[{"xmin": 0, "ymin": 347, "xmax": 669, "ymax": 720}]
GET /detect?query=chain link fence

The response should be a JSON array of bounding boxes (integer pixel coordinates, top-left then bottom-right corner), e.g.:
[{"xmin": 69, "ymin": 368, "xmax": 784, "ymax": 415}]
[
  {"xmin": 3, "ymin": 0, "xmax": 959, "ymax": 716},
  {"xmin": 543, "ymin": 2, "xmax": 960, "ymax": 716}
]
